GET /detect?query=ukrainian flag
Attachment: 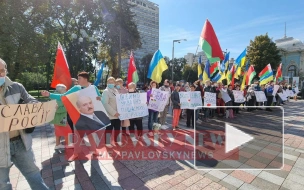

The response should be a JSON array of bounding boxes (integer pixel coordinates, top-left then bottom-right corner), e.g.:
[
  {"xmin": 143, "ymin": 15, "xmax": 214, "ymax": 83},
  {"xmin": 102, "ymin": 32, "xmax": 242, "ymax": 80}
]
[
  {"xmin": 203, "ymin": 60, "xmax": 211, "ymax": 83},
  {"xmin": 198, "ymin": 55, "xmax": 203, "ymax": 80},
  {"xmin": 235, "ymin": 48, "xmax": 247, "ymax": 77},
  {"xmin": 147, "ymin": 50, "xmax": 168, "ymax": 83}
]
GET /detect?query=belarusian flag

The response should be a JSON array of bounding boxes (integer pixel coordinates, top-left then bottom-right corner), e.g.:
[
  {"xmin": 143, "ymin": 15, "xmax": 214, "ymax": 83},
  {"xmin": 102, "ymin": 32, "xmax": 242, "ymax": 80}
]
[
  {"xmin": 246, "ymin": 65, "xmax": 256, "ymax": 85},
  {"xmin": 199, "ymin": 19, "xmax": 224, "ymax": 63},
  {"xmin": 51, "ymin": 42, "xmax": 72, "ymax": 89},
  {"xmin": 275, "ymin": 63, "xmax": 283, "ymax": 83},
  {"xmin": 259, "ymin": 64, "xmax": 273, "ymax": 85},
  {"xmin": 127, "ymin": 51, "xmax": 139, "ymax": 85},
  {"xmin": 210, "ymin": 61, "xmax": 220, "ymax": 76}
]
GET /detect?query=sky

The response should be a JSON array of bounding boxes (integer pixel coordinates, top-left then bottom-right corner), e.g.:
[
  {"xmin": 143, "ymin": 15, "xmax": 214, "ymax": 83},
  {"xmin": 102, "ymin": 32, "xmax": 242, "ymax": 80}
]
[{"xmin": 152, "ymin": 0, "xmax": 304, "ymax": 60}]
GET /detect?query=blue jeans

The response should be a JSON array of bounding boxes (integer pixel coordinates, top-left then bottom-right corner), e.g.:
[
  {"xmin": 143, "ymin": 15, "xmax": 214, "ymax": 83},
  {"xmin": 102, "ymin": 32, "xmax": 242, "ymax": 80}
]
[
  {"xmin": 148, "ymin": 110, "xmax": 158, "ymax": 131},
  {"xmin": 0, "ymin": 139, "xmax": 49, "ymax": 190}
]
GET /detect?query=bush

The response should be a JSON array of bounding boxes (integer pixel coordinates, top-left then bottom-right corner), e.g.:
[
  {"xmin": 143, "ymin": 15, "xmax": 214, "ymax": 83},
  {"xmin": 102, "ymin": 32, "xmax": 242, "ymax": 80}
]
[{"xmin": 16, "ymin": 72, "xmax": 47, "ymax": 91}]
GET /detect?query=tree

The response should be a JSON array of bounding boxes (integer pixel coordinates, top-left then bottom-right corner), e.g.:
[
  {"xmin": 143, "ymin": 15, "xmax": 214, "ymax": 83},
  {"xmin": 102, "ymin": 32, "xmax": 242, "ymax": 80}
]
[
  {"xmin": 183, "ymin": 63, "xmax": 199, "ymax": 83},
  {"xmin": 162, "ymin": 58, "xmax": 186, "ymax": 83},
  {"xmin": 247, "ymin": 33, "xmax": 281, "ymax": 75},
  {"xmin": 137, "ymin": 54, "xmax": 153, "ymax": 84}
]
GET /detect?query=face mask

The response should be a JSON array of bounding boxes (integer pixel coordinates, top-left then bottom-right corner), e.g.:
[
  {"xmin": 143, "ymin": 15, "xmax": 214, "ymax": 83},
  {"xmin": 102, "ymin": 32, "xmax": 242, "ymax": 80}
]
[
  {"xmin": 116, "ymin": 85, "xmax": 121, "ymax": 89},
  {"xmin": 107, "ymin": 84, "xmax": 115, "ymax": 89},
  {"xmin": 0, "ymin": 77, "xmax": 5, "ymax": 86}
]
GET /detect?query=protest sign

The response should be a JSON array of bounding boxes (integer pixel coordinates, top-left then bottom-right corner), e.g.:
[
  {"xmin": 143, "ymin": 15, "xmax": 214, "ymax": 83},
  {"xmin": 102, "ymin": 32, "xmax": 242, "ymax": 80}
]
[
  {"xmin": 179, "ymin": 91, "xmax": 202, "ymax": 109},
  {"xmin": 221, "ymin": 90, "xmax": 231, "ymax": 103},
  {"xmin": 204, "ymin": 92, "xmax": 216, "ymax": 107},
  {"xmin": 287, "ymin": 89, "xmax": 294, "ymax": 97},
  {"xmin": 273, "ymin": 96, "xmax": 276, "ymax": 103},
  {"xmin": 294, "ymin": 87, "xmax": 299, "ymax": 94},
  {"xmin": 0, "ymin": 100, "xmax": 57, "ymax": 133},
  {"xmin": 147, "ymin": 88, "xmax": 170, "ymax": 112},
  {"xmin": 272, "ymin": 85, "xmax": 280, "ymax": 96},
  {"xmin": 116, "ymin": 93, "xmax": 148, "ymax": 120},
  {"xmin": 232, "ymin": 90, "xmax": 245, "ymax": 103},
  {"xmin": 278, "ymin": 93, "xmax": 287, "ymax": 101},
  {"xmin": 61, "ymin": 85, "xmax": 111, "ymax": 132},
  {"xmin": 282, "ymin": 90, "xmax": 289, "ymax": 98},
  {"xmin": 254, "ymin": 91, "xmax": 267, "ymax": 102}
]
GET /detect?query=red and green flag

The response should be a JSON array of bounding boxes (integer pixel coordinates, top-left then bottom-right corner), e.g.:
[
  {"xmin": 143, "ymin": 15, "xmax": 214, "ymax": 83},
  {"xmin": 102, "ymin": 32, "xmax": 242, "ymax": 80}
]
[
  {"xmin": 199, "ymin": 19, "xmax": 224, "ymax": 63},
  {"xmin": 127, "ymin": 51, "xmax": 139, "ymax": 85},
  {"xmin": 275, "ymin": 63, "xmax": 283, "ymax": 83},
  {"xmin": 259, "ymin": 64, "xmax": 274, "ymax": 85},
  {"xmin": 246, "ymin": 65, "xmax": 256, "ymax": 85},
  {"xmin": 210, "ymin": 61, "xmax": 220, "ymax": 75}
]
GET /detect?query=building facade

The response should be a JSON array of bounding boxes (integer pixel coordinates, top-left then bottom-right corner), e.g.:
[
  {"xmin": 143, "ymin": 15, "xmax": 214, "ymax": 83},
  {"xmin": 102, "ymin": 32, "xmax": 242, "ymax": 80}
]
[
  {"xmin": 184, "ymin": 51, "xmax": 208, "ymax": 66},
  {"xmin": 129, "ymin": 0, "xmax": 159, "ymax": 58},
  {"xmin": 275, "ymin": 36, "xmax": 304, "ymax": 85},
  {"xmin": 121, "ymin": 0, "xmax": 159, "ymax": 73}
]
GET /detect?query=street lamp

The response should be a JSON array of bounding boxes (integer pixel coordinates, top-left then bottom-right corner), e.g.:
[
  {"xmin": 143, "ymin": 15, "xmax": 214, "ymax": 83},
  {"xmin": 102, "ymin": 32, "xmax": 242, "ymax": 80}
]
[{"xmin": 172, "ymin": 39, "xmax": 187, "ymax": 82}]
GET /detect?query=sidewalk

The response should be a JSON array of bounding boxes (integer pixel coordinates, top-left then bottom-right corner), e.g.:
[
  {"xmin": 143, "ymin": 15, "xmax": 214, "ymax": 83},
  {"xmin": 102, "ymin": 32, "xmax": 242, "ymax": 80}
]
[{"xmin": 10, "ymin": 100, "xmax": 304, "ymax": 190}]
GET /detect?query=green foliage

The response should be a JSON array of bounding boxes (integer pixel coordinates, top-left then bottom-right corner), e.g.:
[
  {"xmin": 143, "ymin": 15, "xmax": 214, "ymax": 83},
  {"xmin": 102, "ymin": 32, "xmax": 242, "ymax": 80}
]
[
  {"xmin": 162, "ymin": 58, "xmax": 186, "ymax": 83},
  {"xmin": 182, "ymin": 63, "xmax": 199, "ymax": 83},
  {"xmin": 247, "ymin": 33, "xmax": 281, "ymax": 75},
  {"xmin": 136, "ymin": 54, "xmax": 153, "ymax": 84},
  {"xmin": 15, "ymin": 72, "xmax": 47, "ymax": 91},
  {"xmin": 0, "ymin": 0, "xmax": 141, "ymax": 85}
]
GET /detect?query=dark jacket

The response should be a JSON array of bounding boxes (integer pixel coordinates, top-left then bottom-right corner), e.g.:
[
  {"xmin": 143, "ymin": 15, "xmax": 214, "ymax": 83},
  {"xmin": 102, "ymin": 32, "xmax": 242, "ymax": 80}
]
[
  {"xmin": 75, "ymin": 111, "xmax": 111, "ymax": 135},
  {"xmin": 171, "ymin": 90, "xmax": 180, "ymax": 109}
]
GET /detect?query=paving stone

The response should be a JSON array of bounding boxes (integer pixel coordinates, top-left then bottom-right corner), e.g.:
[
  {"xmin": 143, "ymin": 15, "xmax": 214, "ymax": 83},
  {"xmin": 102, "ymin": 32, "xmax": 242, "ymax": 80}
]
[
  {"xmin": 166, "ymin": 175, "xmax": 185, "ymax": 186},
  {"xmin": 218, "ymin": 180, "xmax": 238, "ymax": 190},
  {"xmin": 230, "ymin": 170, "xmax": 256, "ymax": 183},
  {"xmin": 118, "ymin": 175, "xmax": 144, "ymax": 189},
  {"xmin": 251, "ymin": 177, "xmax": 280, "ymax": 190},
  {"xmin": 239, "ymin": 183, "xmax": 262, "ymax": 190},
  {"xmin": 181, "ymin": 174, "xmax": 204, "ymax": 187},
  {"xmin": 257, "ymin": 171, "xmax": 284, "ymax": 186},
  {"xmin": 281, "ymin": 179, "xmax": 304, "ymax": 190}
]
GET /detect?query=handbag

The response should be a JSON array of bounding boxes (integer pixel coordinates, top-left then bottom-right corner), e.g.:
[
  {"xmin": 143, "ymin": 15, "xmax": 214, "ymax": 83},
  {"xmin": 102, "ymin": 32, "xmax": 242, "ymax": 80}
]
[{"xmin": 121, "ymin": 119, "xmax": 130, "ymax": 127}]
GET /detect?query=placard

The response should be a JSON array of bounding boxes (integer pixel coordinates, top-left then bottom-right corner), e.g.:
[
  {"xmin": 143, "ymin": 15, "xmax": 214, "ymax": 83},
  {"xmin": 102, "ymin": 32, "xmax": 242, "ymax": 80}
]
[
  {"xmin": 278, "ymin": 93, "xmax": 287, "ymax": 101},
  {"xmin": 287, "ymin": 89, "xmax": 294, "ymax": 97},
  {"xmin": 204, "ymin": 92, "xmax": 216, "ymax": 107},
  {"xmin": 294, "ymin": 87, "xmax": 299, "ymax": 94},
  {"xmin": 272, "ymin": 85, "xmax": 280, "ymax": 96},
  {"xmin": 254, "ymin": 91, "xmax": 267, "ymax": 102},
  {"xmin": 221, "ymin": 90, "xmax": 231, "ymax": 103},
  {"xmin": 147, "ymin": 89, "xmax": 170, "ymax": 112},
  {"xmin": 232, "ymin": 90, "xmax": 245, "ymax": 103},
  {"xmin": 116, "ymin": 93, "xmax": 148, "ymax": 120},
  {"xmin": 179, "ymin": 91, "xmax": 202, "ymax": 109},
  {"xmin": 282, "ymin": 90, "xmax": 289, "ymax": 98},
  {"xmin": 0, "ymin": 100, "xmax": 57, "ymax": 133},
  {"xmin": 61, "ymin": 85, "xmax": 111, "ymax": 132}
]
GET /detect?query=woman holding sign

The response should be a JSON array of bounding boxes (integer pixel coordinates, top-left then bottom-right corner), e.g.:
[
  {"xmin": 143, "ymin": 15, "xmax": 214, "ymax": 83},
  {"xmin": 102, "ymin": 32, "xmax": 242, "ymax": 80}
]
[
  {"xmin": 102, "ymin": 77, "xmax": 121, "ymax": 145},
  {"xmin": 128, "ymin": 82, "xmax": 143, "ymax": 137},
  {"xmin": 147, "ymin": 81, "xmax": 159, "ymax": 135}
]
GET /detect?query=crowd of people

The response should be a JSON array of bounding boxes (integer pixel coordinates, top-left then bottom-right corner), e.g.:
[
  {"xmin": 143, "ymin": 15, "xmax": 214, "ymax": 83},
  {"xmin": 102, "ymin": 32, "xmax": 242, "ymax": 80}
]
[{"xmin": 0, "ymin": 55, "xmax": 300, "ymax": 189}]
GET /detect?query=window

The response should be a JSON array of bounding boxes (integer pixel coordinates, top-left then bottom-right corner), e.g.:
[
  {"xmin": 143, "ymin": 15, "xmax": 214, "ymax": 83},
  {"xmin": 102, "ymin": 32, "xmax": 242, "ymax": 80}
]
[{"xmin": 288, "ymin": 65, "xmax": 297, "ymax": 78}]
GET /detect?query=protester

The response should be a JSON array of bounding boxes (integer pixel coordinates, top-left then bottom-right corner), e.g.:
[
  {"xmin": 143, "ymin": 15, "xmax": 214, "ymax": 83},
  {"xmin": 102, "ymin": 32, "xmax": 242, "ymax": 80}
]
[
  {"xmin": 203, "ymin": 80, "xmax": 214, "ymax": 122},
  {"xmin": 233, "ymin": 84, "xmax": 242, "ymax": 114},
  {"xmin": 266, "ymin": 81, "xmax": 274, "ymax": 111},
  {"xmin": 246, "ymin": 84, "xmax": 256, "ymax": 111},
  {"xmin": 115, "ymin": 78, "xmax": 129, "ymax": 135},
  {"xmin": 128, "ymin": 82, "xmax": 143, "ymax": 138},
  {"xmin": 115, "ymin": 78, "xmax": 128, "ymax": 94},
  {"xmin": 227, "ymin": 85, "xmax": 235, "ymax": 118},
  {"xmin": 147, "ymin": 81, "xmax": 158, "ymax": 135},
  {"xmin": 292, "ymin": 84, "xmax": 297, "ymax": 101},
  {"xmin": 41, "ymin": 72, "xmax": 102, "ymax": 161},
  {"xmin": 50, "ymin": 84, "xmax": 73, "ymax": 150},
  {"xmin": 186, "ymin": 85, "xmax": 196, "ymax": 128},
  {"xmin": 171, "ymin": 84, "xmax": 181, "ymax": 130},
  {"xmin": 216, "ymin": 82, "xmax": 225, "ymax": 116},
  {"xmin": 159, "ymin": 79, "xmax": 171, "ymax": 128},
  {"xmin": 102, "ymin": 77, "xmax": 121, "ymax": 145},
  {"xmin": 0, "ymin": 58, "xmax": 49, "ymax": 190}
]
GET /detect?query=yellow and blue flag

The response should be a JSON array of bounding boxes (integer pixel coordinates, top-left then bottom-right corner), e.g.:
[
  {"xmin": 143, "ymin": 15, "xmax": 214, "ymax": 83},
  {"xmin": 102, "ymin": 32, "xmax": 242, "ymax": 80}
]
[
  {"xmin": 94, "ymin": 61, "xmax": 104, "ymax": 86},
  {"xmin": 198, "ymin": 55, "xmax": 203, "ymax": 80},
  {"xmin": 203, "ymin": 60, "xmax": 211, "ymax": 83},
  {"xmin": 147, "ymin": 50, "xmax": 168, "ymax": 83},
  {"xmin": 235, "ymin": 48, "xmax": 247, "ymax": 77}
]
